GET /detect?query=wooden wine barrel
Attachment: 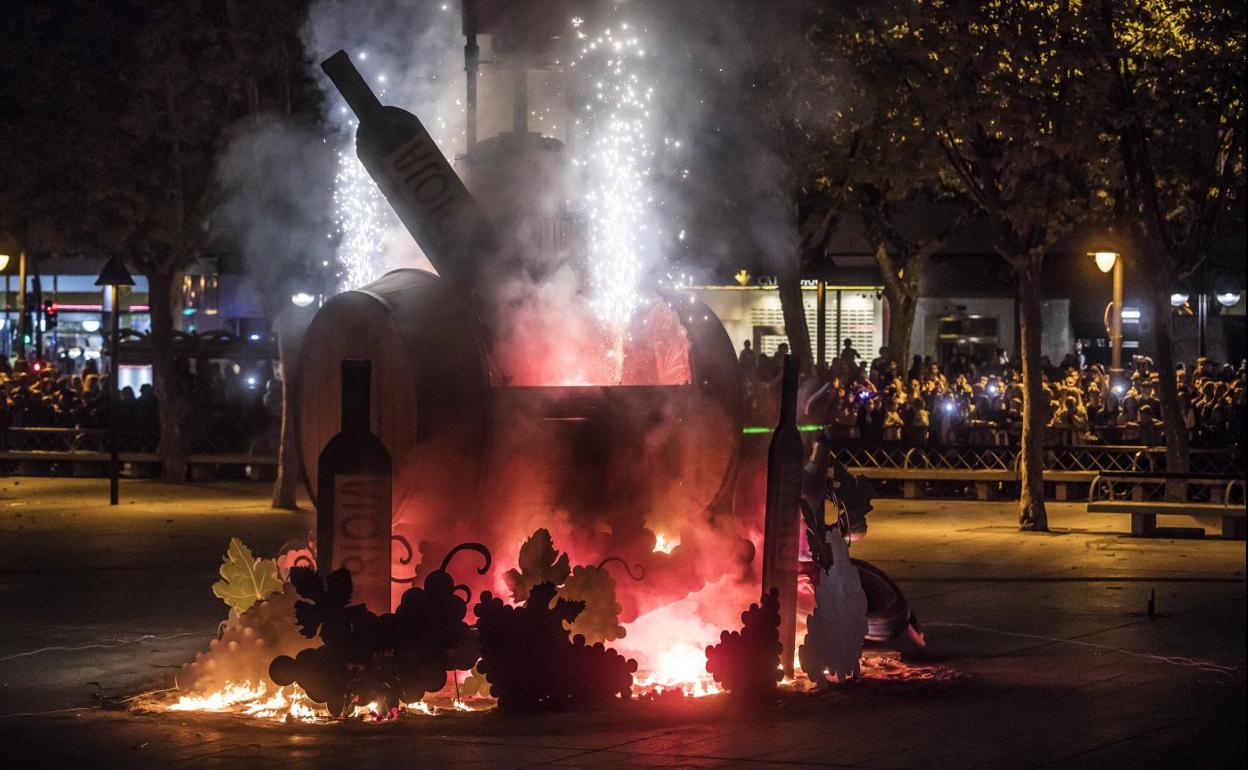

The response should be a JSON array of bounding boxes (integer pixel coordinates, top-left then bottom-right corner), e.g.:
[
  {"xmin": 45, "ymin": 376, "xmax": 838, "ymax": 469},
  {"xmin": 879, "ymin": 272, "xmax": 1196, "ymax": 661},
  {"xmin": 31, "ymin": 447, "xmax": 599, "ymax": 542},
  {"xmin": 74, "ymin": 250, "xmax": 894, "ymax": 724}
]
[
  {"xmin": 294, "ymin": 268, "xmax": 492, "ymax": 607},
  {"xmin": 295, "ymin": 269, "xmax": 741, "ymax": 607}
]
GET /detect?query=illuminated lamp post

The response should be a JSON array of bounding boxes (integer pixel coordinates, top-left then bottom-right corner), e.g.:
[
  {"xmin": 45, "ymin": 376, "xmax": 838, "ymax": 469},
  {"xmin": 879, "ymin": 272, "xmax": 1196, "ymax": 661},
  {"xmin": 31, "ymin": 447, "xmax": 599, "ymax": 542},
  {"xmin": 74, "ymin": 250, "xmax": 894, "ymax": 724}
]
[
  {"xmin": 1200, "ymin": 270, "xmax": 1243, "ymax": 358},
  {"xmin": 1216, "ymin": 290, "xmax": 1242, "ymax": 308},
  {"xmin": 1175, "ymin": 267, "xmax": 1242, "ymax": 358},
  {"xmin": 96, "ymin": 255, "xmax": 135, "ymax": 506},
  {"xmin": 18, "ymin": 250, "xmax": 27, "ymax": 360},
  {"xmin": 0, "ymin": 251, "xmax": 9, "ymax": 357},
  {"xmin": 1091, "ymin": 250, "xmax": 1124, "ymax": 384}
]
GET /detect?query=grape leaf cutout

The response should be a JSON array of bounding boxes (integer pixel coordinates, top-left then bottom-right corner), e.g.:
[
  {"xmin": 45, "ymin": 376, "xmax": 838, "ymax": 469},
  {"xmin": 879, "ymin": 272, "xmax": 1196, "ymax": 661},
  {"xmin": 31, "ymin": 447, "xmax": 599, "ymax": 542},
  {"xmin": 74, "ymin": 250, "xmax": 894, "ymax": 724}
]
[
  {"xmin": 799, "ymin": 533, "xmax": 867, "ymax": 687},
  {"xmin": 829, "ymin": 460, "xmax": 874, "ymax": 529},
  {"xmin": 211, "ymin": 538, "xmax": 285, "ymax": 614},
  {"xmin": 503, "ymin": 529, "xmax": 571, "ymax": 602}
]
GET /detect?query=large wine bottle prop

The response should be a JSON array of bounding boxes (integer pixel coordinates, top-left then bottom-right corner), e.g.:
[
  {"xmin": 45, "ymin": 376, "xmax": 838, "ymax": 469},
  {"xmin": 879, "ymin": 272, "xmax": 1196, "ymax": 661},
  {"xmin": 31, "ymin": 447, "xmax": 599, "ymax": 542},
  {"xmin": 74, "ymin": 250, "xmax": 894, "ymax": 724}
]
[
  {"xmin": 762, "ymin": 354, "xmax": 803, "ymax": 676},
  {"xmin": 321, "ymin": 51, "xmax": 495, "ymax": 294},
  {"xmin": 317, "ymin": 360, "xmax": 393, "ymax": 613}
]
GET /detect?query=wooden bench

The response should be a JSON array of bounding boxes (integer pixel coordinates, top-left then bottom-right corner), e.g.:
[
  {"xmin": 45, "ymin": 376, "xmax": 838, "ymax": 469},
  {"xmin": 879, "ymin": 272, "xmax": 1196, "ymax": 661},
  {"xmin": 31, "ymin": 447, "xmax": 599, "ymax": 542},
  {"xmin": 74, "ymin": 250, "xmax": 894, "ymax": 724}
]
[
  {"xmin": 847, "ymin": 467, "xmax": 1015, "ymax": 500},
  {"xmin": 1087, "ymin": 473, "xmax": 1245, "ymax": 539},
  {"xmin": 188, "ymin": 454, "xmax": 278, "ymax": 482},
  {"xmin": 0, "ymin": 450, "xmax": 156, "ymax": 462},
  {"xmin": 0, "ymin": 449, "xmax": 159, "ymax": 477},
  {"xmin": 1046, "ymin": 470, "xmax": 1100, "ymax": 501},
  {"xmin": 847, "ymin": 466, "xmax": 1098, "ymax": 501},
  {"xmin": 1, "ymin": 450, "xmax": 275, "ymax": 480}
]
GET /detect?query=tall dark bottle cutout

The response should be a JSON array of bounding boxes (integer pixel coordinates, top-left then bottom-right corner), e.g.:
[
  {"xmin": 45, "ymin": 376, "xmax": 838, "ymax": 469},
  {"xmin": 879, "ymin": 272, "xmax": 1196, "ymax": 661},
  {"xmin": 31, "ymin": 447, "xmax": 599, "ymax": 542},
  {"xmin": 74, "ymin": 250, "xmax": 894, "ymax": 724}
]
[
  {"xmin": 762, "ymin": 354, "xmax": 802, "ymax": 676},
  {"xmin": 317, "ymin": 360, "xmax": 393, "ymax": 613},
  {"xmin": 320, "ymin": 51, "xmax": 495, "ymax": 294}
]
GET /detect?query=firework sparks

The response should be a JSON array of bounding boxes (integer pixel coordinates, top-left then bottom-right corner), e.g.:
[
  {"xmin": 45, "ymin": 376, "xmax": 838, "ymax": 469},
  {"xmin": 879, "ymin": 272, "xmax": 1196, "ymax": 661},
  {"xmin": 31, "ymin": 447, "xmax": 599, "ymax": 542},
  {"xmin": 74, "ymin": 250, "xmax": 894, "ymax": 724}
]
[
  {"xmin": 333, "ymin": 125, "xmax": 387, "ymax": 292},
  {"xmin": 574, "ymin": 23, "xmax": 656, "ymax": 333},
  {"xmin": 328, "ymin": 26, "xmax": 464, "ymax": 294}
]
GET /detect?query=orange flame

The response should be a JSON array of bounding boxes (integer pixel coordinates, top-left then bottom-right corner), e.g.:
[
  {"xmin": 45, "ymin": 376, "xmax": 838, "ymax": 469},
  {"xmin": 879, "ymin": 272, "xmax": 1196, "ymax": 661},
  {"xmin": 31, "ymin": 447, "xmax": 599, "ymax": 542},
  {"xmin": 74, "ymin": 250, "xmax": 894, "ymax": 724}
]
[
  {"xmin": 166, "ymin": 681, "xmax": 322, "ymax": 722},
  {"xmin": 652, "ymin": 531, "xmax": 679, "ymax": 554},
  {"xmin": 159, "ymin": 681, "xmax": 473, "ymax": 722}
]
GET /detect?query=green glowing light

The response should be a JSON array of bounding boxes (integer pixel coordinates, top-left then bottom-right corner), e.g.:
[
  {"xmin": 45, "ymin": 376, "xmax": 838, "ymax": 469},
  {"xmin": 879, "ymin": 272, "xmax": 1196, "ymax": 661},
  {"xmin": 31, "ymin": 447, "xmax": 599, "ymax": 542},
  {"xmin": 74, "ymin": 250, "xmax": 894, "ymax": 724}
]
[{"xmin": 742, "ymin": 424, "xmax": 825, "ymax": 434}]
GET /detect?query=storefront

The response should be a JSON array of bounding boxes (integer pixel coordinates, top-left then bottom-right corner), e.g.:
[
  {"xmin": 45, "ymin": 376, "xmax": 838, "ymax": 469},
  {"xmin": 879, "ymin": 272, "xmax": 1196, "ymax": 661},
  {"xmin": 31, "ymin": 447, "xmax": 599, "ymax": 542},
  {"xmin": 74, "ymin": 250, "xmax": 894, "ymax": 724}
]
[
  {"xmin": 1, "ymin": 267, "xmax": 150, "ymax": 367},
  {"xmin": 687, "ymin": 276, "xmax": 886, "ymax": 367},
  {"xmin": 2, "ymin": 255, "xmax": 269, "ymax": 369}
]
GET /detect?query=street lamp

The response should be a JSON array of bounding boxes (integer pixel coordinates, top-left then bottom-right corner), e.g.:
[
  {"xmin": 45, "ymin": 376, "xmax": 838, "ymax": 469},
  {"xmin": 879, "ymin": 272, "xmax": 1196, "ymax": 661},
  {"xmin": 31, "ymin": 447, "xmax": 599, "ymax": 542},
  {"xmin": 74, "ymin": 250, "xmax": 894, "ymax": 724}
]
[
  {"xmin": 17, "ymin": 250, "xmax": 28, "ymax": 359},
  {"xmin": 1091, "ymin": 250, "xmax": 1124, "ymax": 382},
  {"xmin": 0, "ymin": 253, "xmax": 8, "ymax": 358},
  {"xmin": 1181, "ymin": 266, "xmax": 1244, "ymax": 357},
  {"xmin": 95, "ymin": 255, "xmax": 135, "ymax": 506}
]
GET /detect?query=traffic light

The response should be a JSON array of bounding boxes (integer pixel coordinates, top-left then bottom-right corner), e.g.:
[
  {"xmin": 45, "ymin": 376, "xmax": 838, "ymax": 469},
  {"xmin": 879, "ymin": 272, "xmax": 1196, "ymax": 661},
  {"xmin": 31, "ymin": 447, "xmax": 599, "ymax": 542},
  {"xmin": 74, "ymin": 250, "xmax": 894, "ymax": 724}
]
[{"xmin": 43, "ymin": 300, "xmax": 57, "ymax": 331}]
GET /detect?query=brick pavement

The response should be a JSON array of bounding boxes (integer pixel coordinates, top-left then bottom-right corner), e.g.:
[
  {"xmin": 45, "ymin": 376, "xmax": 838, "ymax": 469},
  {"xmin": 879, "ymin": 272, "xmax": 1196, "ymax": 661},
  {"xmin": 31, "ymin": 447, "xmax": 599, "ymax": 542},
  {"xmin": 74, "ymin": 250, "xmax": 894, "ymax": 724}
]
[{"xmin": 0, "ymin": 479, "xmax": 1242, "ymax": 768}]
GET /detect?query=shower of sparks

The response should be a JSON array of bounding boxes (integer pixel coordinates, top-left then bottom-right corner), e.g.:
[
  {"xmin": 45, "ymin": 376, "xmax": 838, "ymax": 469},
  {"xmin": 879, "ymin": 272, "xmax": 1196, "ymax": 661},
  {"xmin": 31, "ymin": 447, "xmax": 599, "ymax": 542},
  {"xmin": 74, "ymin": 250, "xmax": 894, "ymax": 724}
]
[
  {"xmin": 333, "ymin": 122, "xmax": 386, "ymax": 292},
  {"xmin": 329, "ymin": 21, "xmax": 464, "ymax": 295},
  {"xmin": 573, "ymin": 23, "xmax": 656, "ymax": 332}
]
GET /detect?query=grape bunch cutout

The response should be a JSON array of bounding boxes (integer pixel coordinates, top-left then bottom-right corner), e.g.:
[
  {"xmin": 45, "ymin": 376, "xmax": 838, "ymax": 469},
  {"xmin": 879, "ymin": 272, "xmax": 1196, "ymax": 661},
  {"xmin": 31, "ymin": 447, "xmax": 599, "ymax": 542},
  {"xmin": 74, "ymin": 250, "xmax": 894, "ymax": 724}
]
[
  {"xmin": 181, "ymin": 582, "xmax": 311, "ymax": 694},
  {"xmin": 269, "ymin": 543, "xmax": 490, "ymax": 717},
  {"xmin": 474, "ymin": 582, "xmax": 638, "ymax": 711},
  {"xmin": 704, "ymin": 588, "xmax": 783, "ymax": 699}
]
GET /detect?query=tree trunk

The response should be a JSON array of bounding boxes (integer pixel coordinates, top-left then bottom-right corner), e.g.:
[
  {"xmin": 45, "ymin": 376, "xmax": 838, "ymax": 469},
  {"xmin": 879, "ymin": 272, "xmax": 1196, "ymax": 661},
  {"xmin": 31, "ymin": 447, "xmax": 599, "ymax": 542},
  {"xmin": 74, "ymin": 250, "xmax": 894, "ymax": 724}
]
[
  {"xmin": 271, "ymin": 307, "xmax": 308, "ymax": 509},
  {"xmin": 870, "ymin": 242, "xmax": 925, "ymax": 370},
  {"xmin": 147, "ymin": 269, "xmax": 188, "ymax": 482},
  {"xmin": 1143, "ymin": 275, "xmax": 1190, "ymax": 480},
  {"xmin": 777, "ymin": 276, "xmax": 814, "ymax": 374},
  {"xmin": 1017, "ymin": 265, "xmax": 1048, "ymax": 531},
  {"xmin": 884, "ymin": 283, "xmax": 918, "ymax": 367}
]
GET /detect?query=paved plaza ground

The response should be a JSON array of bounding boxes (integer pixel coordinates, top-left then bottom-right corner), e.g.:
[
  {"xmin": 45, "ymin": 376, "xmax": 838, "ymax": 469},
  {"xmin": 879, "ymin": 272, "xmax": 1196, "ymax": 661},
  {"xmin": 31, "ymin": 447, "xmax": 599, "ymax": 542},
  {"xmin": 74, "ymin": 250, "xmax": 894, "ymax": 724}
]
[{"xmin": 0, "ymin": 477, "xmax": 1243, "ymax": 768}]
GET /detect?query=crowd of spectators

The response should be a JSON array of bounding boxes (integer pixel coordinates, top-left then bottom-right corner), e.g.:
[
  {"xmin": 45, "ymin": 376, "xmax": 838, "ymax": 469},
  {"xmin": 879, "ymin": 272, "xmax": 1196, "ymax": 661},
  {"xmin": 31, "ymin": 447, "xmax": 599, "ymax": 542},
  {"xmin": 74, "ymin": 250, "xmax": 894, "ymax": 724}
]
[
  {"xmin": 0, "ymin": 358, "xmax": 132, "ymax": 430},
  {"xmin": 739, "ymin": 338, "xmax": 1245, "ymax": 449},
  {"xmin": 1, "ymin": 357, "xmax": 279, "ymax": 453}
]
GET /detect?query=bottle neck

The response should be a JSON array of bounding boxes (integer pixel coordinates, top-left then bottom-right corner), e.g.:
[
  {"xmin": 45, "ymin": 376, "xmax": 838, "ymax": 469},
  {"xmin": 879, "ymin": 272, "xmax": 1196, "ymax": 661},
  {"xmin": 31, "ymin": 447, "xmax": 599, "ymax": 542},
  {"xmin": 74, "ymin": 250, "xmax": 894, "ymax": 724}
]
[
  {"xmin": 321, "ymin": 51, "xmax": 384, "ymax": 123},
  {"xmin": 340, "ymin": 361, "xmax": 371, "ymax": 434},
  {"xmin": 779, "ymin": 355, "xmax": 797, "ymax": 425}
]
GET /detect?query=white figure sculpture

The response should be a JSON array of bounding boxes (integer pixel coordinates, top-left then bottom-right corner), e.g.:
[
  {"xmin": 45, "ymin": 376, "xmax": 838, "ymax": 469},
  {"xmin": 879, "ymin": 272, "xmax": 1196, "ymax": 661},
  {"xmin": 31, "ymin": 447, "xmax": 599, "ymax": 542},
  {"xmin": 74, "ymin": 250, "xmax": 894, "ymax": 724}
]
[{"xmin": 798, "ymin": 528, "xmax": 868, "ymax": 687}]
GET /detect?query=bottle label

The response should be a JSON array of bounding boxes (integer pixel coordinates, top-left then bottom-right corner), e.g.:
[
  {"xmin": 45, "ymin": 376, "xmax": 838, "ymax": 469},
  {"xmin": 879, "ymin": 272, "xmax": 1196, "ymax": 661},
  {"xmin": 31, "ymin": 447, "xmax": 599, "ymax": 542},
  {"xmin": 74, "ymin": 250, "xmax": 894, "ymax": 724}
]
[
  {"xmin": 333, "ymin": 473, "xmax": 391, "ymax": 612},
  {"xmin": 383, "ymin": 132, "xmax": 482, "ymax": 262}
]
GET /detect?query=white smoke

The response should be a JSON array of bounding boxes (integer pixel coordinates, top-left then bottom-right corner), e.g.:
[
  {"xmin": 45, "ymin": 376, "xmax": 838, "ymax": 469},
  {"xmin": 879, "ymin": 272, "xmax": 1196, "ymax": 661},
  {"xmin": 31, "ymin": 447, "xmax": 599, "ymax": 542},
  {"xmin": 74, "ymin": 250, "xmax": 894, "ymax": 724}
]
[
  {"xmin": 213, "ymin": 118, "xmax": 336, "ymax": 316},
  {"xmin": 303, "ymin": 0, "xmax": 465, "ymax": 287}
]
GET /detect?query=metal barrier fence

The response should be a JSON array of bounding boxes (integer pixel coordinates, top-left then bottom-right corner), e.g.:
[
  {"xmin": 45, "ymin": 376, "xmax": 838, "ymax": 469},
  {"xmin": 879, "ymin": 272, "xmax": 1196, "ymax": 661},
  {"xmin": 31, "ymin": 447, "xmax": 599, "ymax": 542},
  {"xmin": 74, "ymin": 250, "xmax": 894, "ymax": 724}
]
[
  {"xmin": 821, "ymin": 441, "xmax": 1241, "ymax": 501},
  {"xmin": 828, "ymin": 442, "xmax": 1240, "ymax": 476}
]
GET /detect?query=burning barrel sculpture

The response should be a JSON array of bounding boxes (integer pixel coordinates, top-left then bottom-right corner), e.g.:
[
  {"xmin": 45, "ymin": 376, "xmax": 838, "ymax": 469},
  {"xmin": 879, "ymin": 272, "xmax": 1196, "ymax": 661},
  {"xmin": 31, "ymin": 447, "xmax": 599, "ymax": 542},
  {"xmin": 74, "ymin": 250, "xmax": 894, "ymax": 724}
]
[
  {"xmin": 295, "ymin": 270, "xmax": 744, "ymax": 610},
  {"xmin": 295, "ymin": 53, "xmax": 744, "ymax": 613}
]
